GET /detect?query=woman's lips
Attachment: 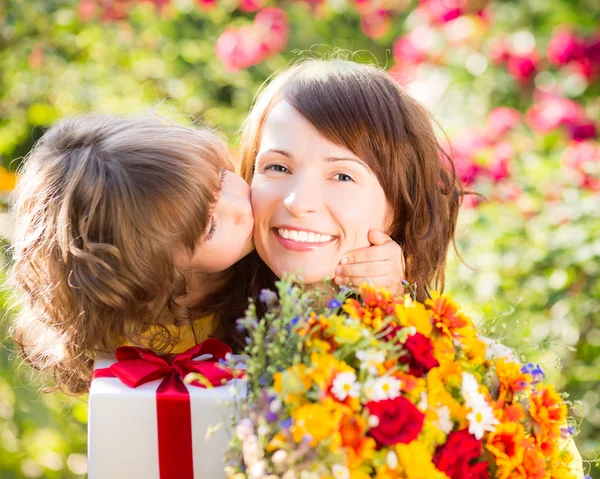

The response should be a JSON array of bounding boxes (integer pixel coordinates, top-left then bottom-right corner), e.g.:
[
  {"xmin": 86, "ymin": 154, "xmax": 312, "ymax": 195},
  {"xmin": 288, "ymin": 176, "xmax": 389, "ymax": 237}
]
[{"xmin": 273, "ymin": 228, "xmax": 336, "ymax": 252}]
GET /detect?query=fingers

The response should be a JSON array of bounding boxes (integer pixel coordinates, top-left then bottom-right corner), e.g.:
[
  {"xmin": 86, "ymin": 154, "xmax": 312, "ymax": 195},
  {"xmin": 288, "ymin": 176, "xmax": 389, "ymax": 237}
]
[
  {"xmin": 335, "ymin": 260, "xmax": 390, "ymax": 281},
  {"xmin": 342, "ymin": 239, "xmax": 399, "ymax": 265},
  {"xmin": 367, "ymin": 230, "xmax": 392, "ymax": 246}
]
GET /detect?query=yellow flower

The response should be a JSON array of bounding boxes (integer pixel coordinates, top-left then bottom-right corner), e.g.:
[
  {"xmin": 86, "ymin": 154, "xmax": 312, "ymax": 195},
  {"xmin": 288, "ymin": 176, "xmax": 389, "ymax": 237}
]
[
  {"xmin": 395, "ymin": 442, "xmax": 451, "ymax": 479},
  {"xmin": 291, "ymin": 398, "xmax": 347, "ymax": 449},
  {"xmin": 273, "ymin": 364, "xmax": 312, "ymax": 405},
  {"xmin": 395, "ymin": 296, "xmax": 434, "ymax": 338},
  {"xmin": 329, "ymin": 315, "xmax": 363, "ymax": 344},
  {"xmin": 427, "ymin": 367, "xmax": 467, "ymax": 424},
  {"xmin": 311, "ymin": 352, "xmax": 355, "ymax": 391}
]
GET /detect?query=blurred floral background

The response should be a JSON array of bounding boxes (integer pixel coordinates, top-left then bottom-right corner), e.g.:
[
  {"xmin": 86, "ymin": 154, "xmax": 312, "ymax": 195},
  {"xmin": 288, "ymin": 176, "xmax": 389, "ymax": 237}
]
[{"xmin": 0, "ymin": 0, "xmax": 598, "ymax": 477}]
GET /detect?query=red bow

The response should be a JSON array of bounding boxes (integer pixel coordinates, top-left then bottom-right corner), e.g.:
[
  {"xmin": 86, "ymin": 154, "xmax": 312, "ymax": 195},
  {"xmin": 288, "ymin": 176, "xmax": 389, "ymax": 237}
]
[{"xmin": 93, "ymin": 338, "xmax": 237, "ymax": 479}]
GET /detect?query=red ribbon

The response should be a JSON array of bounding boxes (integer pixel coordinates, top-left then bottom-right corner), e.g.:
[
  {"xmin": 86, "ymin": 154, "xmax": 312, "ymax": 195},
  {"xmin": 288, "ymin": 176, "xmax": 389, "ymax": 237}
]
[{"xmin": 92, "ymin": 338, "xmax": 236, "ymax": 479}]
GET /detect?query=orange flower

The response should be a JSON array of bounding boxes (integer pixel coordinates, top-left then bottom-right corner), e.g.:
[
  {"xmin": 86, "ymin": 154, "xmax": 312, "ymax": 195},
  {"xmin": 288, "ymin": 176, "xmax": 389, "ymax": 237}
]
[
  {"xmin": 495, "ymin": 359, "xmax": 532, "ymax": 406},
  {"xmin": 521, "ymin": 439, "xmax": 547, "ymax": 479},
  {"xmin": 529, "ymin": 384, "xmax": 567, "ymax": 444},
  {"xmin": 486, "ymin": 422, "xmax": 527, "ymax": 479},
  {"xmin": 426, "ymin": 292, "xmax": 470, "ymax": 338},
  {"xmin": 343, "ymin": 284, "xmax": 400, "ymax": 330},
  {"xmin": 339, "ymin": 414, "xmax": 376, "ymax": 469}
]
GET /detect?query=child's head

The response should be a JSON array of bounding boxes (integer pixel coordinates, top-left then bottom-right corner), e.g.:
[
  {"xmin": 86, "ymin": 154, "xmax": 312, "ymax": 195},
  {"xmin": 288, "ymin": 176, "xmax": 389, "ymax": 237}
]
[
  {"xmin": 240, "ymin": 58, "xmax": 464, "ymax": 299},
  {"xmin": 10, "ymin": 113, "xmax": 253, "ymax": 394}
]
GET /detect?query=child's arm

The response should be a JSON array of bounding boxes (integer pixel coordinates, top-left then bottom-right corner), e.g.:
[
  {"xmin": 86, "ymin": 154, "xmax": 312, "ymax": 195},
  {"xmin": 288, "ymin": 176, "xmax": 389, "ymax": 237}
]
[{"xmin": 334, "ymin": 230, "xmax": 406, "ymax": 296}]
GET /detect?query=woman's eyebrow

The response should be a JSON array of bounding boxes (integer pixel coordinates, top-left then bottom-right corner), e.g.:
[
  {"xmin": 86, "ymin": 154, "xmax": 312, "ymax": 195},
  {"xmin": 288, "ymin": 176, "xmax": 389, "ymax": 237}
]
[
  {"xmin": 326, "ymin": 156, "xmax": 371, "ymax": 171},
  {"xmin": 261, "ymin": 148, "xmax": 292, "ymax": 158}
]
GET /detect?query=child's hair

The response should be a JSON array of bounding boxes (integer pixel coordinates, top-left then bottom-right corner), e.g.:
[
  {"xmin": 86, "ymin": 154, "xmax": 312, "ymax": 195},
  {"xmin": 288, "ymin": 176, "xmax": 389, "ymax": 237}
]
[
  {"xmin": 10, "ymin": 113, "xmax": 231, "ymax": 394},
  {"xmin": 234, "ymin": 58, "xmax": 465, "ymax": 304}
]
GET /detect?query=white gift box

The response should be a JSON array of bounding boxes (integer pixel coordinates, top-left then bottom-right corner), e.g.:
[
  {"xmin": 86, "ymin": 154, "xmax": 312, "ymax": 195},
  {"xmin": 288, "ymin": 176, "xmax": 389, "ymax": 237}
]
[{"xmin": 88, "ymin": 354, "xmax": 246, "ymax": 479}]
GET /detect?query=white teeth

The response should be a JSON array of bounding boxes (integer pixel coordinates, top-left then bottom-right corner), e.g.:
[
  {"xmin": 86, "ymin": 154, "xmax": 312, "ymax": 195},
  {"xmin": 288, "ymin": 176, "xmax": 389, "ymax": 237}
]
[{"xmin": 277, "ymin": 229, "xmax": 334, "ymax": 243}]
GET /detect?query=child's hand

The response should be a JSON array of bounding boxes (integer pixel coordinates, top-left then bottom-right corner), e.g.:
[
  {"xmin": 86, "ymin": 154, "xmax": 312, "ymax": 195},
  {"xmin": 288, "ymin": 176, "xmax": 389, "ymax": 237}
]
[{"xmin": 334, "ymin": 231, "xmax": 406, "ymax": 296}]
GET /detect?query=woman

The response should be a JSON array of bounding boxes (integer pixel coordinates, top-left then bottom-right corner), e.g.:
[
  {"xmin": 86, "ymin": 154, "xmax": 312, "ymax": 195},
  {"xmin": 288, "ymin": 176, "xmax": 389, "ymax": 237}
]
[{"xmin": 216, "ymin": 57, "xmax": 462, "ymax": 344}]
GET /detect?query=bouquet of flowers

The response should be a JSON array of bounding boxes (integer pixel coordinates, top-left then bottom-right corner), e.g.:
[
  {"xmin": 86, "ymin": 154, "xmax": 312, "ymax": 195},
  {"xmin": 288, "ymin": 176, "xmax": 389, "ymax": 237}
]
[{"xmin": 225, "ymin": 279, "xmax": 580, "ymax": 479}]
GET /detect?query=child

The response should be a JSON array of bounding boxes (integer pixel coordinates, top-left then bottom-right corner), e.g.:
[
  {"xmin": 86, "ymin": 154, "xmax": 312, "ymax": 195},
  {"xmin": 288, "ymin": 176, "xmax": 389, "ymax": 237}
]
[{"xmin": 10, "ymin": 114, "xmax": 254, "ymax": 394}]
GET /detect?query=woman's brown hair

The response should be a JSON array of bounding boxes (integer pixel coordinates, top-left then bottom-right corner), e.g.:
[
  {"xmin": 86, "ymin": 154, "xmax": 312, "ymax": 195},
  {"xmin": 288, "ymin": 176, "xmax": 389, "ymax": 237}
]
[
  {"xmin": 10, "ymin": 113, "xmax": 231, "ymax": 394},
  {"xmin": 230, "ymin": 59, "xmax": 464, "ymax": 311}
]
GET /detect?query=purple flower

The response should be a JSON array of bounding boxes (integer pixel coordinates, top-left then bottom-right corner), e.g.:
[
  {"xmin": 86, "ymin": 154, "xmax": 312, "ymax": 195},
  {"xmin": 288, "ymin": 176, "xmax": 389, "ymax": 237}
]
[
  {"xmin": 259, "ymin": 289, "xmax": 278, "ymax": 305},
  {"xmin": 279, "ymin": 418, "xmax": 292, "ymax": 428},
  {"xmin": 286, "ymin": 316, "xmax": 301, "ymax": 331},
  {"xmin": 561, "ymin": 426, "xmax": 575, "ymax": 438},
  {"xmin": 266, "ymin": 411, "xmax": 278, "ymax": 422},
  {"xmin": 235, "ymin": 318, "xmax": 246, "ymax": 333},
  {"xmin": 328, "ymin": 299, "xmax": 342, "ymax": 309},
  {"xmin": 401, "ymin": 279, "xmax": 410, "ymax": 287},
  {"xmin": 521, "ymin": 363, "xmax": 545, "ymax": 383}
]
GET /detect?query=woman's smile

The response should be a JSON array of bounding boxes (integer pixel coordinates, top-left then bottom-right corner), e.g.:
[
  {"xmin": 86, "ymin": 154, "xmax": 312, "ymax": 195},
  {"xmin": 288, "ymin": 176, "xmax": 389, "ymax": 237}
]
[{"xmin": 273, "ymin": 226, "xmax": 338, "ymax": 251}]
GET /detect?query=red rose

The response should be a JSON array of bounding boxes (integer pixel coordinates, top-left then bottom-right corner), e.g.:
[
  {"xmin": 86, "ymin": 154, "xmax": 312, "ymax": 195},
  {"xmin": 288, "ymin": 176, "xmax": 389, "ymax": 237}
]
[
  {"xmin": 366, "ymin": 396, "xmax": 424, "ymax": 446},
  {"xmin": 400, "ymin": 332, "xmax": 439, "ymax": 377},
  {"xmin": 433, "ymin": 429, "xmax": 489, "ymax": 479}
]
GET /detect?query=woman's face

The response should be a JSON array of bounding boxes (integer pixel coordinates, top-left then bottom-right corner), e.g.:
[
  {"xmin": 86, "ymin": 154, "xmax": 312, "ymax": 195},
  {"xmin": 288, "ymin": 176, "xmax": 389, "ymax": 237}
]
[
  {"xmin": 175, "ymin": 170, "xmax": 254, "ymax": 273},
  {"xmin": 251, "ymin": 101, "xmax": 392, "ymax": 285}
]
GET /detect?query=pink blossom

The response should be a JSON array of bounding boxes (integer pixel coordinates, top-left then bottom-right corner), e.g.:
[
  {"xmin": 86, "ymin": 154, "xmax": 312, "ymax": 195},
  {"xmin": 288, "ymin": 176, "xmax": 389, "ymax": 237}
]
[
  {"xmin": 360, "ymin": 9, "xmax": 391, "ymax": 39},
  {"xmin": 525, "ymin": 96, "xmax": 584, "ymax": 134},
  {"xmin": 419, "ymin": 0, "xmax": 463, "ymax": 24},
  {"xmin": 78, "ymin": 0, "xmax": 96, "ymax": 21},
  {"xmin": 488, "ymin": 142, "xmax": 514, "ymax": 182},
  {"xmin": 215, "ymin": 27, "xmax": 264, "ymax": 72},
  {"xmin": 563, "ymin": 141, "xmax": 600, "ymax": 190},
  {"xmin": 254, "ymin": 7, "xmax": 289, "ymax": 55},
  {"xmin": 507, "ymin": 52, "xmax": 538, "ymax": 84},
  {"xmin": 197, "ymin": 0, "xmax": 217, "ymax": 10},
  {"xmin": 567, "ymin": 120, "xmax": 597, "ymax": 142},
  {"xmin": 238, "ymin": 0, "xmax": 265, "ymax": 12},
  {"xmin": 393, "ymin": 35, "xmax": 427, "ymax": 65},
  {"xmin": 450, "ymin": 129, "xmax": 490, "ymax": 185},
  {"xmin": 569, "ymin": 57, "xmax": 598, "ymax": 81},
  {"xmin": 488, "ymin": 37, "xmax": 509, "ymax": 65},
  {"xmin": 486, "ymin": 107, "xmax": 521, "ymax": 138},
  {"xmin": 547, "ymin": 30, "xmax": 585, "ymax": 67},
  {"xmin": 585, "ymin": 33, "xmax": 600, "ymax": 66}
]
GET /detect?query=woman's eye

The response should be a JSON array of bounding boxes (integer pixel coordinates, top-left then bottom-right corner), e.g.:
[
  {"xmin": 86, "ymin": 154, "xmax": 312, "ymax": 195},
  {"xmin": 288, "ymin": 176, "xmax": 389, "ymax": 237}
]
[
  {"xmin": 266, "ymin": 164, "xmax": 289, "ymax": 173},
  {"xmin": 334, "ymin": 173, "xmax": 354, "ymax": 182}
]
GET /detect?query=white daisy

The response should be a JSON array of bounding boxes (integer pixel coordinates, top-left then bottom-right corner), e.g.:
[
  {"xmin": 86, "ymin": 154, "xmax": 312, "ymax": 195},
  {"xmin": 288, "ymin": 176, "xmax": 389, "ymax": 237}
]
[
  {"xmin": 435, "ymin": 406, "xmax": 454, "ymax": 435},
  {"xmin": 331, "ymin": 372, "xmax": 360, "ymax": 401},
  {"xmin": 466, "ymin": 402, "xmax": 499, "ymax": 440},
  {"xmin": 418, "ymin": 391, "xmax": 429, "ymax": 411},
  {"xmin": 461, "ymin": 372, "xmax": 487, "ymax": 409},
  {"xmin": 386, "ymin": 451, "xmax": 399, "ymax": 469},
  {"xmin": 356, "ymin": 349, "xmax": 386, "ymax": 375},
  {"xmin": 364, "ymin": 375, "xmax": 402, "ymax": 401},
  {"xmin": 332, "ymin": 464, "xmax": 350, "ymax": 479}
]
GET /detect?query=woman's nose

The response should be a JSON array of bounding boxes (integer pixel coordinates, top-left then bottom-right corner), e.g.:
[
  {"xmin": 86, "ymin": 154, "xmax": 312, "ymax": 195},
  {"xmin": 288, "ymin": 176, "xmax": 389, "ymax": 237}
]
[{"xmin": 283, "ymin": 176, "xmax": 320, "ymax": 216}]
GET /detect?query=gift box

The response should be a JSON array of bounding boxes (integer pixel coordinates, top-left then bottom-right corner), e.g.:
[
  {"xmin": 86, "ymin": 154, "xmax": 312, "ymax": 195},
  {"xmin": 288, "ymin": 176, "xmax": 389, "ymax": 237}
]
[{"xmin": 88, "ymin": 340, "xmax": 246, "ymax": 479}]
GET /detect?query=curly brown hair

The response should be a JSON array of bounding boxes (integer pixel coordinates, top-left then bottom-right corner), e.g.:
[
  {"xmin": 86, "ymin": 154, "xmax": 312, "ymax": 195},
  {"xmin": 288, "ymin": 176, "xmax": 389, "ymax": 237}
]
[
  {"xmin": 9, "ymin": 113, "xmax": 231, "ymax": 394},
  {"xmin": 215, "ymin": 58, "xmax": 467, "ymax": 339}
]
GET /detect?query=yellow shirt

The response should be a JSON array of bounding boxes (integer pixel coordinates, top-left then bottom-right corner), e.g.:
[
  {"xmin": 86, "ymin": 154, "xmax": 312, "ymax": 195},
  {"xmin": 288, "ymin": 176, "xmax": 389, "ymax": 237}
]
[{"xmin": 122, "ymin": 315, "xmax": 215, "ymax": 354}]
